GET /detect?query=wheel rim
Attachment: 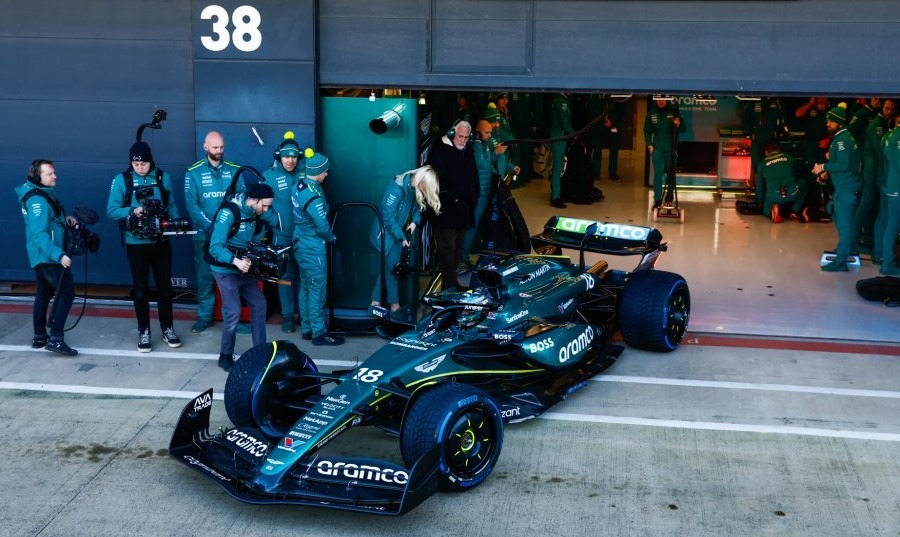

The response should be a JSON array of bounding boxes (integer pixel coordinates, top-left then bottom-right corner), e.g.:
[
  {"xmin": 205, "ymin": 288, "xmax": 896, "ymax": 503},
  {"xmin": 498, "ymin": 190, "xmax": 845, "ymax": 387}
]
[
  {"xmin": 444, "ymin": 408, "xmax": 498, "ymax": 478},
  {"xmin": 666, "ymin": 287, "xmax": 690, "ymax": 344}
]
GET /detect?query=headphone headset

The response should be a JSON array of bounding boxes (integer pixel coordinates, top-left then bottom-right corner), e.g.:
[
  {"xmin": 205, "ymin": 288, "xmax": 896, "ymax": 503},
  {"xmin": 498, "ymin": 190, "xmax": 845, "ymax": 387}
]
[
  {"xmin": 28, "ymin": 159, "xmax": 51, "ymax": 184},
  {"xmin": 447, "ymin": 120, "xmax": 473, "ymax": 143},
  {"xmin": 273, "ymin": 139, "xmax": 301, "ymax": 161}
]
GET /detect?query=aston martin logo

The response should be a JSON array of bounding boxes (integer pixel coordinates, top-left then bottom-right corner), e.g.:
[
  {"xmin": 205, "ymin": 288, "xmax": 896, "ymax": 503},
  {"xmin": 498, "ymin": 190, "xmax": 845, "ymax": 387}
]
[{"xmin": 415, "ymin": 354, "xmax": 446, "ymax": 373}]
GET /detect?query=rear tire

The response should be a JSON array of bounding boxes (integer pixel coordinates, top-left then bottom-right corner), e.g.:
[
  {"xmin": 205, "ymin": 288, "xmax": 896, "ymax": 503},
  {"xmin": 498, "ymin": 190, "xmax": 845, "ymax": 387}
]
[
  {"xmin": 224, "ymin": 340, "xmax": 320, "ymax": 440},
  {"xmin": 619, "ymin": 270, "xmax": 690, "ymax": 352},
  {"xmin": 401, "ymin": 383, "xmax": 504, "ymax": 491}
]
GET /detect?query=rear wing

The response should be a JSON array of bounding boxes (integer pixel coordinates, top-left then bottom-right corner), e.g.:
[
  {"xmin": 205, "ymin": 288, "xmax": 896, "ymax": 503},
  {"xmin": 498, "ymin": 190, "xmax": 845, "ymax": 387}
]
[{"xmin": 530, "ymin": 216, "xmax": 665, "ymax": 257}]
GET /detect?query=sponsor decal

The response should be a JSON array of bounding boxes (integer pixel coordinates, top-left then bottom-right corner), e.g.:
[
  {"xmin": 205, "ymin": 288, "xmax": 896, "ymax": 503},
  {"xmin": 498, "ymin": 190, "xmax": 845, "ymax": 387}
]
[
  {"xmin": 457, "ymin": 395, "xmax": 478, "ymax": 408},
  {"xmin": 192, "ymin": 392, "xmax": 212, "ymax": 413},
  {"xmin": 506, "ymin": 309, "xmax": 529, "ymax": 324},
  {"xmin": 289, "ymin": 431, "xmax": 312, "ymax": 440},
  {"xmin": 298, "ymin": 422, "xmax": 320, "ymax": 433},
  {"xmin": 558, "ymin": 326, "xmax": 595, "ymax": 363},
  {"xmin": 518, "ymin": 292, "xmax": 532, "ymax": 298},
  {"xmin": 184, "ymin": 455, "xmax": 232, "ymax": 482},
  {"xmin": 554, "ymin": 217, "xmax": 651, "ymax": 241},
  {"xmin": 225, "ymin": 429, "xmax": 268, "ymax": 458},
  {"xmin": 501, "ymin": 266, "xmax": 518, "ymax": 276},
  {"xmin": 315, "ymin": 460, "xmax": 409, "ymax": 485},
  {"xmin": 527, "ymin": 337, "xmax": 555, "ymax": 353},
  {"xmin": 558, "ymin": 298, "xmax": 574, "ymax": 313},
  {"xmin": 326, "ymin": 395, "xmax": 349, "ymax": 406},
  {"xmin": 302, "ymin": 416, "xmax": 329, "ymax": 426},
  {"xmin": 492, "ymin": 330, "xmax": 516, "ymax": 341},
  {"xmin": 523, "ymin": 264, "xmax": 551, "ymax": 282},
  {"xmin": 415, "ymin": 354, "xmax": 446, "ymax": 373},
  {"xmin": 501, "ymin": 406, "xmax": 521, "ymax": 419},
  {"xmin": 284, "ymin": 437, "xmax": 294, "ymax": 448},
  {"xmin": 201, "ymin": 191, "xmax": 225, "ymax": 199},
  {"xmin": 266, "ymin": 458, "xmax": 285, "ymax": 466},
  {"xmin": 389, "ymin": 337, "xmax": 433, "ymax": 351}
]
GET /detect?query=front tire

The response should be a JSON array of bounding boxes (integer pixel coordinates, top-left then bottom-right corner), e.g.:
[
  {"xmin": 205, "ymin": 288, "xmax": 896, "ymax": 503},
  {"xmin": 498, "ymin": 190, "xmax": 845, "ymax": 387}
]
[
  {"xmin": 401, "ymin": 383, "xmax": 504, "ymax": 491},
  {"xmin": 224, "ymin": 340, "xmax": 321, "ymax": 440},
  {"xmin": 619, "ymin": 270, "xmax": 690, "ymax": 352}
]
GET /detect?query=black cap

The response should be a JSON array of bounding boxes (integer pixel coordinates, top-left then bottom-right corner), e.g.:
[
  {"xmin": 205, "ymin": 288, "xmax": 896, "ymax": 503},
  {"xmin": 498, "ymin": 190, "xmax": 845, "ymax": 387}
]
[
  {"xmin": 246, "ymin": 183, "xmax": 274, "ymax": 199},
  {"xmin": 130, "ymin": 141, "xmax": 153, "ymax": 162}
]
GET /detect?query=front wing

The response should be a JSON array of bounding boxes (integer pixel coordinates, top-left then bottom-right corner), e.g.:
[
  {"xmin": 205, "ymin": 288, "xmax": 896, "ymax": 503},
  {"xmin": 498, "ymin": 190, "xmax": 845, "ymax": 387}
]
[{"xmin": 168, "ymin": 389, "xmax": 440, "ymax": 515}]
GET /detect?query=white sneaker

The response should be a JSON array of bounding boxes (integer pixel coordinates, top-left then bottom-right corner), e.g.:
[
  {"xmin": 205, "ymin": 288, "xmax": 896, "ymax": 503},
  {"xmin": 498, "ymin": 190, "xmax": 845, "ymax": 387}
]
[
  {"xmin": 138, "ymin": 329, "xmax": 152, "ymax": 353},
  {"xmin": 162, "ymin": 327, "xmax": 182, "ymax": 348}
]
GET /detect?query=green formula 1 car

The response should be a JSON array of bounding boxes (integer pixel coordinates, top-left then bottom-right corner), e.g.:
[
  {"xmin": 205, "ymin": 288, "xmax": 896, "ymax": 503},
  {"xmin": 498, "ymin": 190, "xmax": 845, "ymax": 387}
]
[{"xmin": 169, "ymin": 216, "xmax": 690, "ymax": 515}]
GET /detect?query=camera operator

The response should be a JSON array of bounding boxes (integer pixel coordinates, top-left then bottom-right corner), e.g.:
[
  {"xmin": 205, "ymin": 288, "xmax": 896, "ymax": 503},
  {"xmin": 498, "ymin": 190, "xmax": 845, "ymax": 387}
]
[
  {"xmin": 207, "ymin": 183, "xmax": 280, "ymax": 371},
  {"xmin": 106, "ymin": 141, "xmax": 182, "ymax": 352},
  {"xmin": 14, "ymin": 160, "xmax": 79, "ymax": 355}
]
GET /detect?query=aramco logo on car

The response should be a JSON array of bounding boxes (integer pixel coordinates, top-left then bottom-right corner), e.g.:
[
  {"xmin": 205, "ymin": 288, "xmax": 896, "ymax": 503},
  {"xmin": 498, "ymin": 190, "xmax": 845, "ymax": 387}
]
[{"xmin": 554, "ymin": 217, "xmax": 650, "ymax": 241}]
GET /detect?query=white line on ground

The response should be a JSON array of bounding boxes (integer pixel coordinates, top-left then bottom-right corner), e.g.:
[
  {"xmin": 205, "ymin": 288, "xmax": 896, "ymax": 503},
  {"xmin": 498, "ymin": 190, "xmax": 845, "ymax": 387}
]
[
  {"xmin": 542, "ymin": 412, "xmax": 900, "ymax": 442},
  {"xmin": 595, "ymin": 375, "xmax": 900, "ymax": 399},
  {"xmin": 3, "ymin": 380, "xmax": 898, "ymax": 442}
]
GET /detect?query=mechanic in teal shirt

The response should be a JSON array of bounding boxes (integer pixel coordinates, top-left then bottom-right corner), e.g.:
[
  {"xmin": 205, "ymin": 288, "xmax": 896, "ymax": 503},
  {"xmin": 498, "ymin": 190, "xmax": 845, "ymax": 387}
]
[
  {"xmin": 813, "ymin": 104, "xmax": 862, "ymax": 272},
  {"xmin": 756, "ymin": 143, "xmax": 808, "ymax": 222},
  {"xmin": 644, "ymin": 99, "xmax": 683, "ymax": 208},
  {"xmin": 183, "ymin": 131, "xmax": 243, "ymax": 333},
  {"xmin": 852, "ymin": 99, "xmax": 896, "ymax": 253},
  {"xmin": 291, "ymin": 151, "xmax": 343, "ymax": 346},
  {"xmin": 207, "ymin": 183, "xmax": 279, "ymax": 371},
  {"xmin": 549, "ymin": 92, "xmax": 574, "ymax": 208},
  {"xmin": 107, "ymin": 141, "xmax": 182, "ymax": 352},
  {"xmin": 742, "ymin": 97, "xmax": 784, "ymax": 184},
  {"xmin": 878, "ymin": 117, "xmax": 900, "ymax": 275},
  {"xmin": 261, "ymin": 132, "xmax": 306, "ymax": 333}
]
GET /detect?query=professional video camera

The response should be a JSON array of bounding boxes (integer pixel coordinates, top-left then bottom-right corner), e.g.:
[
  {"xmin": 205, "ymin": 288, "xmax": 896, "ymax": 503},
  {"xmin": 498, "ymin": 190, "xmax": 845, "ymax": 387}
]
[
  {"xmin": 392, "ymin": 244, "xmax": 414, "ymax": 280},
  {"xmin": 229, "ymin": 242, "xmax": 292, "ymax": 284},
  {"xmin": 66, "ymin": 206, "xmax": 101, "ymax": 256},
  {"xmin": 123, "ymin": 186, "xmax": 193, "ymax": 241}
]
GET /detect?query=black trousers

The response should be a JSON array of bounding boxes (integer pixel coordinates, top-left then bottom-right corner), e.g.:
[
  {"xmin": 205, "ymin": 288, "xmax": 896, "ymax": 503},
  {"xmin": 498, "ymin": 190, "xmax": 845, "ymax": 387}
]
[
  {"xmin": 434, "ymin": 227, "xmax": 466, "ymax": 291},
  {"xmin": 125, "ymin": 241, "xmax": 174, "ymax": 331},
  {"xmin": 33, "ymin": 263, "xmax": 75, "ymax": 339}
]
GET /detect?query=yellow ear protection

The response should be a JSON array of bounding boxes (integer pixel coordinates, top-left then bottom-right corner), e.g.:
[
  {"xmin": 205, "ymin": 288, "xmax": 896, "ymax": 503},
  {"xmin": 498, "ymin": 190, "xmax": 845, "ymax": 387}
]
[{"xmin": 273, "ymin": 131, "xmax": 301, "ymax": 160}]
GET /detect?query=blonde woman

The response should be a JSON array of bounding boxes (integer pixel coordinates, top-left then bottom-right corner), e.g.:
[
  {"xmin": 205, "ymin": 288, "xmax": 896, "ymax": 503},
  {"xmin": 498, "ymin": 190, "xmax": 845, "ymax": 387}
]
[{"xmin": 370, "ymin": 165, "xmax": 441, "ymax": 314}]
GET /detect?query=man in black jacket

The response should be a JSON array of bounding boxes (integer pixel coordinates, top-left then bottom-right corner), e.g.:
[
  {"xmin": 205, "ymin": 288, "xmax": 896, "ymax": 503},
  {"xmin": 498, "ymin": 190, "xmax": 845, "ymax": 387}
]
[{"xmin": 427, "ymin": 120, "xmax": 479, "ymax": 291}]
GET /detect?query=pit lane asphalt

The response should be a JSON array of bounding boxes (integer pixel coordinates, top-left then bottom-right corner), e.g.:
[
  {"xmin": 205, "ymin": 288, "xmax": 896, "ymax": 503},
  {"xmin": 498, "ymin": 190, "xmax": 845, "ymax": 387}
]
[{"xmin": 1, "ymin": 301, "xmax": 900, "ymax": 537}]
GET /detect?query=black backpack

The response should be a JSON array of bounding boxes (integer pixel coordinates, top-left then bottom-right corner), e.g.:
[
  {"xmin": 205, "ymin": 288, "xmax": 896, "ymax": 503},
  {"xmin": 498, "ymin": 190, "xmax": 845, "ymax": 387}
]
[
  {"xmin": 202, "ymin": 200, "xmax": 262, "ymax": 268},
  {"xmin": 21, "ymin": 188, "xmax": 64, "ymax": 217},
  {"xmin": 856, "ymin": 276, "xmax": 900, "ymax": 307}
]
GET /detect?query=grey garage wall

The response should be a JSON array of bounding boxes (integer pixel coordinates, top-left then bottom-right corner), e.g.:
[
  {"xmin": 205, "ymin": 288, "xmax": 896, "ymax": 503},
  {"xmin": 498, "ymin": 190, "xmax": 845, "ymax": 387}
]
[
  {"xmin": 319, "ymin": 0, "xmax": 899, "ymax": 96},
  {"xmin": 1, "ymin": 0, "xmax": 897, "ymax": 286},
  {"xmin": 0, "ymin": 0, "xmax": 317, "ymax": 287}
]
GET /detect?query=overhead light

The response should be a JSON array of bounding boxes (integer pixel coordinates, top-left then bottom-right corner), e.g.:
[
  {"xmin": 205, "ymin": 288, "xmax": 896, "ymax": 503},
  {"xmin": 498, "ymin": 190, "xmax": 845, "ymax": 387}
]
[
  {"xmin": 418, "ymin": 92, "xmax": 426, "ymax": 105},
  {"xmin": 609, "ymin": 94, "xmax": 633, "ymax": 99},
  {"xmin": 736, "ymin": 95, "xmax": 761, "ymax": 101},
  {"xmin": 369, "ymin": 90, "xmax": 376, "ymax": 102},
  {"xmin": 652, "ymin": 94, "xmax": 674, "ymax": 101}
]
